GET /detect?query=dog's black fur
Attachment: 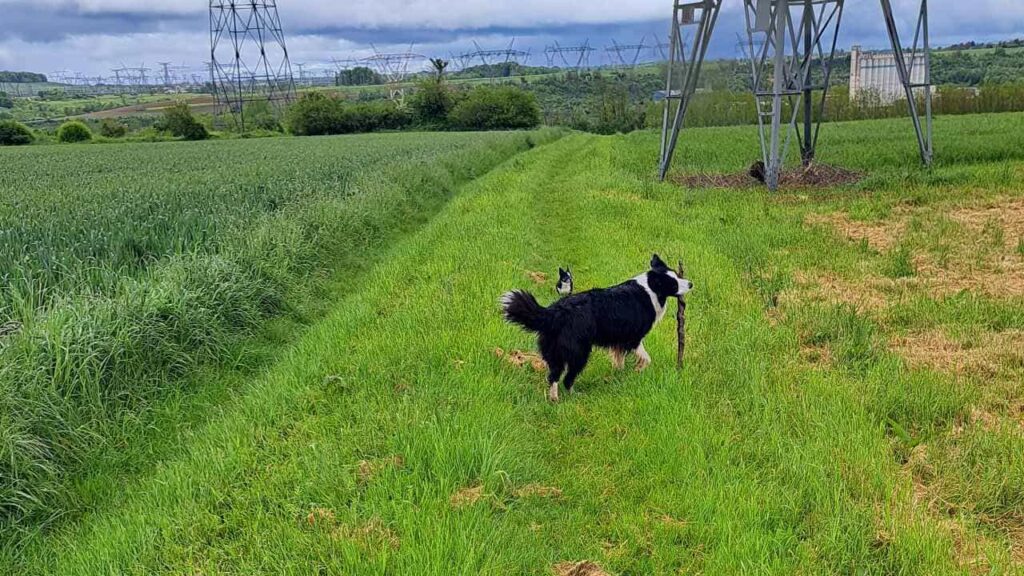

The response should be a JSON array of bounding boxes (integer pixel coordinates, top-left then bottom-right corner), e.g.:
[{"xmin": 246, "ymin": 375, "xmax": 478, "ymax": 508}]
[{"xmin": 502, "ymin": 255, "xmax": 693, "ymax": 401}]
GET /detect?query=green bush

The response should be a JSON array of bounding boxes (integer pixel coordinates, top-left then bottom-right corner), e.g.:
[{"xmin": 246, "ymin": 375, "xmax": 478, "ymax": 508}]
[
  {"xmin": 286, "ymin": 93, "xmax": 411, "ymax": 136},
  {"xmin": 410, "ymin": 79, "xmax": 455, "ymax": 126},
  {"xmin": 285, "ymin": 92, "xmax": 342, "ymax": 136},
  {"xmin": 158, "ymin": 102, "xmax": 209, "ymax": 141},
  {"xmin": 0, "ymin": 119, "xmax": 34, "ymax": 145},
  {"xmin": 448, "ymin": 86, "xmax": 541, "ymax": 131},
  {"xmin": 0, "ymin": 91, "xmax": 13, "ymax": 109},
  {"xmin": 99, "ymin": 119, "xmax": 128, "ymax": 138},
  {"xmin": 242, "ymin": 99, "xmax": 282, "ymax": 132},
  {"xmin": 56, "ymin": 120, "xmax": 92, "ymax": 143}
]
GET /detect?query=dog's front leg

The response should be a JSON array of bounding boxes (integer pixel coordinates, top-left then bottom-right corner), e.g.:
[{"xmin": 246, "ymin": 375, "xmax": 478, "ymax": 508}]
[{"xmin": 635, "ymin": 342, "xmax": 652, "ymax": 372}]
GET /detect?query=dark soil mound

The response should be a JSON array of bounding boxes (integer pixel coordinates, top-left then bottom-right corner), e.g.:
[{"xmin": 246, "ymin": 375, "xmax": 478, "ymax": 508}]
[{"xmin": 673, "ymin": 162, "xmax": 864, "ymax": 190}]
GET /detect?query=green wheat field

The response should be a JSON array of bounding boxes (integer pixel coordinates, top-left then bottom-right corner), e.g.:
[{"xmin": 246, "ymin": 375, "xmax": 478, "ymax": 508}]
[{"xmin": 2, "ymin": 114, "xmax": 1023, "ymax": 573}]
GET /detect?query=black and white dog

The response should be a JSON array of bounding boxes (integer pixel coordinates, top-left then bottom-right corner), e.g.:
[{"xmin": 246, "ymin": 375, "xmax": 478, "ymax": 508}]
[
  {"xmin": 501, "ymin": 255, "xmax": 693, "ymax": 402},
  {"xmin": 555, "ymin": 267, "xmax": 574, "ymax": 296}
]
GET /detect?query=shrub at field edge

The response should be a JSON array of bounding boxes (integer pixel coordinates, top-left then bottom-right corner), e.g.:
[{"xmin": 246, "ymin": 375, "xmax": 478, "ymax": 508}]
[
  {"xmin": 448, "ymin": 86, "xmax": 542, "ymax": 131},
  {"xmin": 56, "ymin": 121, "xmax": 93, "ymax": 143},
  {"xmin": 158, "ymin": 102, "xmax": 209, "ymax": 141},
  {"xmin": 0, "ymin": 120, "xmax": 33, "ymax": 146}
]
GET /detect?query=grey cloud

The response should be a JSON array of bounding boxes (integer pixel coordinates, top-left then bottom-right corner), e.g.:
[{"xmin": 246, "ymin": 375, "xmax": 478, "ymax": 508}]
[{"xmin": 1, "ymin": 1, "xmax": 1022, "ymax": 75}]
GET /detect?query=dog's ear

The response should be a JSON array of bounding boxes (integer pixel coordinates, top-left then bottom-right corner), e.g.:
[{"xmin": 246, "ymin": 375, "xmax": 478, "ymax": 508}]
[
  {"xmin": 559, "ymin": 267, "xmax": 567, "ymax": 276},
  {"xmin": 651, "ymin": 254, "xmax": 668, "ymax": 271}
]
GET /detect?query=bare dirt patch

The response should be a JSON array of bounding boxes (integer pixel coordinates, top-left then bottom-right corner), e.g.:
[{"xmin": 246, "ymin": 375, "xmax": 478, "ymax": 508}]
[
  {"xmin": 552, "ymin": 560, "xmax": 611, "ymax": 576},
  {"xmin": 889, "ymin": 329, "xmax": 1024, "ymax": 377},
  {"xmin": 674, "ymin": 163, "xmax": 863, "ymax": 190}
]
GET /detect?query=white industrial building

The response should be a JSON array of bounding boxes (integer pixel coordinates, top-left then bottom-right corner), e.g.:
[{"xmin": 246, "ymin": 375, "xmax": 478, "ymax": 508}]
[{"xmin": 849, "ymin": 45, "xmax": 926, "ymax": 103}]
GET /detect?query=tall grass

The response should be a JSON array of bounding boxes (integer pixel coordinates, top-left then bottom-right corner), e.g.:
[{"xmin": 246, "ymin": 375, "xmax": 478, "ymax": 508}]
[{"xmin": 0, "ymin": 129, "xmax": 564, "ymax": 537}]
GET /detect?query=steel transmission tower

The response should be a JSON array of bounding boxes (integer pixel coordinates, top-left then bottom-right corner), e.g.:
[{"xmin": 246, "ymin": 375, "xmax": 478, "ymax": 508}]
[
  {"xmin": 462, "ymin": 39, "xmax": 530, "ymax": 81},
  {"xmin": 605, "ymin": 38, "xmax": 649, "ymax": 69},
  {"xmin": 543, "ymin": 41, "xmax": 596, "ymax": 70},
  {"xmin": 209, "ymin": 0, "xmax": 296, "ymax": 130},
  {"xmin": 658, "ymin": 0, "xmax": 933, "ymax": 190},
  {"xmin": 365, "ymin": 45, "xmax": 425, "ymax": 102}
]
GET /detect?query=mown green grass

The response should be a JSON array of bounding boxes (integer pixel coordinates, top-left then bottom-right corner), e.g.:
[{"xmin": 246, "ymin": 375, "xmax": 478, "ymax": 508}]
[
  {"xmin": 0, "ymin": 128, "xmax": 565, "ymax": 540},
  {"xmin": 5, "ymin": 113, "xmax": 1023, "ymax": 573}
]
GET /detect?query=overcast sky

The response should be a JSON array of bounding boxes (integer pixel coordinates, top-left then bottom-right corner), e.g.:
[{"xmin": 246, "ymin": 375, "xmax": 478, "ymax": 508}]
[{"xmin": 1, "ymin": 0, "xmax": 1022, "ymax": 79}]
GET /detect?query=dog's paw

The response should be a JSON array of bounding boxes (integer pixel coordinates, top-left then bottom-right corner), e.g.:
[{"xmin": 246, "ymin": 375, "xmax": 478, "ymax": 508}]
[
  {"xmin": 635, "ymin": 355, "xmax": 651, "ymax": 372},
  {"xmin": 548, "ymin": 383, "xmax": 560, "ymax": 402}
]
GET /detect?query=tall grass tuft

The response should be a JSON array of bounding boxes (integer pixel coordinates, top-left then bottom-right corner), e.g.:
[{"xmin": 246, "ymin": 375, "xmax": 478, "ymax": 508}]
[{"xmin": 0, "ymin": 128, "xmax": 565, "ymax": 538}]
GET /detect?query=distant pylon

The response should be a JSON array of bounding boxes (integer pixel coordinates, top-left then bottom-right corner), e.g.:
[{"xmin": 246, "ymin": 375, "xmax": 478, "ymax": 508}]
[{"xmin": 209, "ymin": 0, "xmax": 296, "ymax": 130}]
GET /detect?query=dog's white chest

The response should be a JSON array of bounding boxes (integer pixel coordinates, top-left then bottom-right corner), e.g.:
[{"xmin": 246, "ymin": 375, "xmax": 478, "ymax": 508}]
[{"xmin": 634, "ymin": 274, "xmax": 667, "ymax": 325}]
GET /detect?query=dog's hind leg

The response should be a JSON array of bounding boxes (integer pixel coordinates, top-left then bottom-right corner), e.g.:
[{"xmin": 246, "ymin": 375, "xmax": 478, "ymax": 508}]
[
  {"xmin": 546, "ymin": 362, "xmax": 565, "ymax": 402},
  {"xmin": 608, "ymin": 348, "xmax": 626, "ymax": 370},
  {"xmin": 634, "ymin": 341, "xmax": 652, "ymax": 372},
  {"xmin": 562, "ymin": 346, "xmax": 592, "ymax": 395}
]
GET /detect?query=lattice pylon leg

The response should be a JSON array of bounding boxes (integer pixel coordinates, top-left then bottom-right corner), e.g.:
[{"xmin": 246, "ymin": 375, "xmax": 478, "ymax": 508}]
[
  {"xmin": 743, "ymin": 0, "xmax": 844, "ymax": 191},
  {"xmin": 658, "ymin": 0, "xmax": 724, "ymax": 181},
  {"xmin": 880, "ymin": 0, "xmax": 933, "ymax": 166}
]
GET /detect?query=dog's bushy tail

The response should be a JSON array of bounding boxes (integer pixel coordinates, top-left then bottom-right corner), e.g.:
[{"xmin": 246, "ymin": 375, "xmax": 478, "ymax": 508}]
[{"xmin": 500, "ymin": 290, "xmax": 549, "ymax": 333}]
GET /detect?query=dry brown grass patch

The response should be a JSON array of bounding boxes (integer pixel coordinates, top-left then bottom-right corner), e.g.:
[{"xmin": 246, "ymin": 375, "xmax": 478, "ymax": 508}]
[
  {"xmin": 495, "ymin": 347, "xmax": 548, "ymax": 372},
  {"xmin": 331, "ymin": 518, "xmax": 400, "ymax": 550},
  {"xmin": 513, "ymin": 484, "xmax": 563, "ymax": 499},
  {"xmin": 800, "ymin": 343, "xmax": 834, "ymax": 367},
  {"xmin": 450, "ymin": 484, "xmax": 484, "ymax": 508},
  {"xmin": 657, "ymin": 514, "xmax": 689, "ymax": 529},
  {"xmin": 306, "ymin": 507, "xmax": 336, "ymax": 526},
  {"xmin": 552, "ymin": 560, "xmax": 612, "ymax": 576},
  {"xmin": 805, "ymin": 212, "xmax": 903, "ymax": 252},
  {"xmin": 357, "ymin": 455, "xmax": 404, "ymax": 484},
  {"xmin": 528, "ymin": 270, "xmax": 548, "ymax": 284},
  {"xmin": 889, "ymin": 329, "xmax": 1024, "ymax": 377},
  {"xmin": 911, "ymin": 253, "xmax": 1024, "ymax": 300},
  {"xmin": 782, "ymin": 270, "xmax": 892, "ymax": 312},
  {"xmin": 806, "ymin": 198, "xmax": 1024, "ymax": 300},
  {"xmin": 949, "ymin": 199, "xmax": 1024, "ymax": 250}
]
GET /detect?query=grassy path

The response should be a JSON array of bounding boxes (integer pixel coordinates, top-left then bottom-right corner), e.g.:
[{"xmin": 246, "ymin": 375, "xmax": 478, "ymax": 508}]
[{"xmin": 9, "ymin": 133, "xmax": 980, "ymax": 573}]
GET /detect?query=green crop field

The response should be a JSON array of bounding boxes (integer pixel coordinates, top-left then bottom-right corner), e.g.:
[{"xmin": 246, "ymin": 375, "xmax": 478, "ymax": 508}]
[
  {"xmin": 0, "ymin": 128, "xmax": 565, "ymax": 541},
  {"xmin": 3, "ymin": 113, "xmax": 1024, "ymax": 574}
]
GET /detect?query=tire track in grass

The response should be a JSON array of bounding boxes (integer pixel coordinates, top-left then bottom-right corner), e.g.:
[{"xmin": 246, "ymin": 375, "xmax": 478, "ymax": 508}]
[{"xmin": 10, "ymin": 134, "xmax": 963, "ymax": 574}]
